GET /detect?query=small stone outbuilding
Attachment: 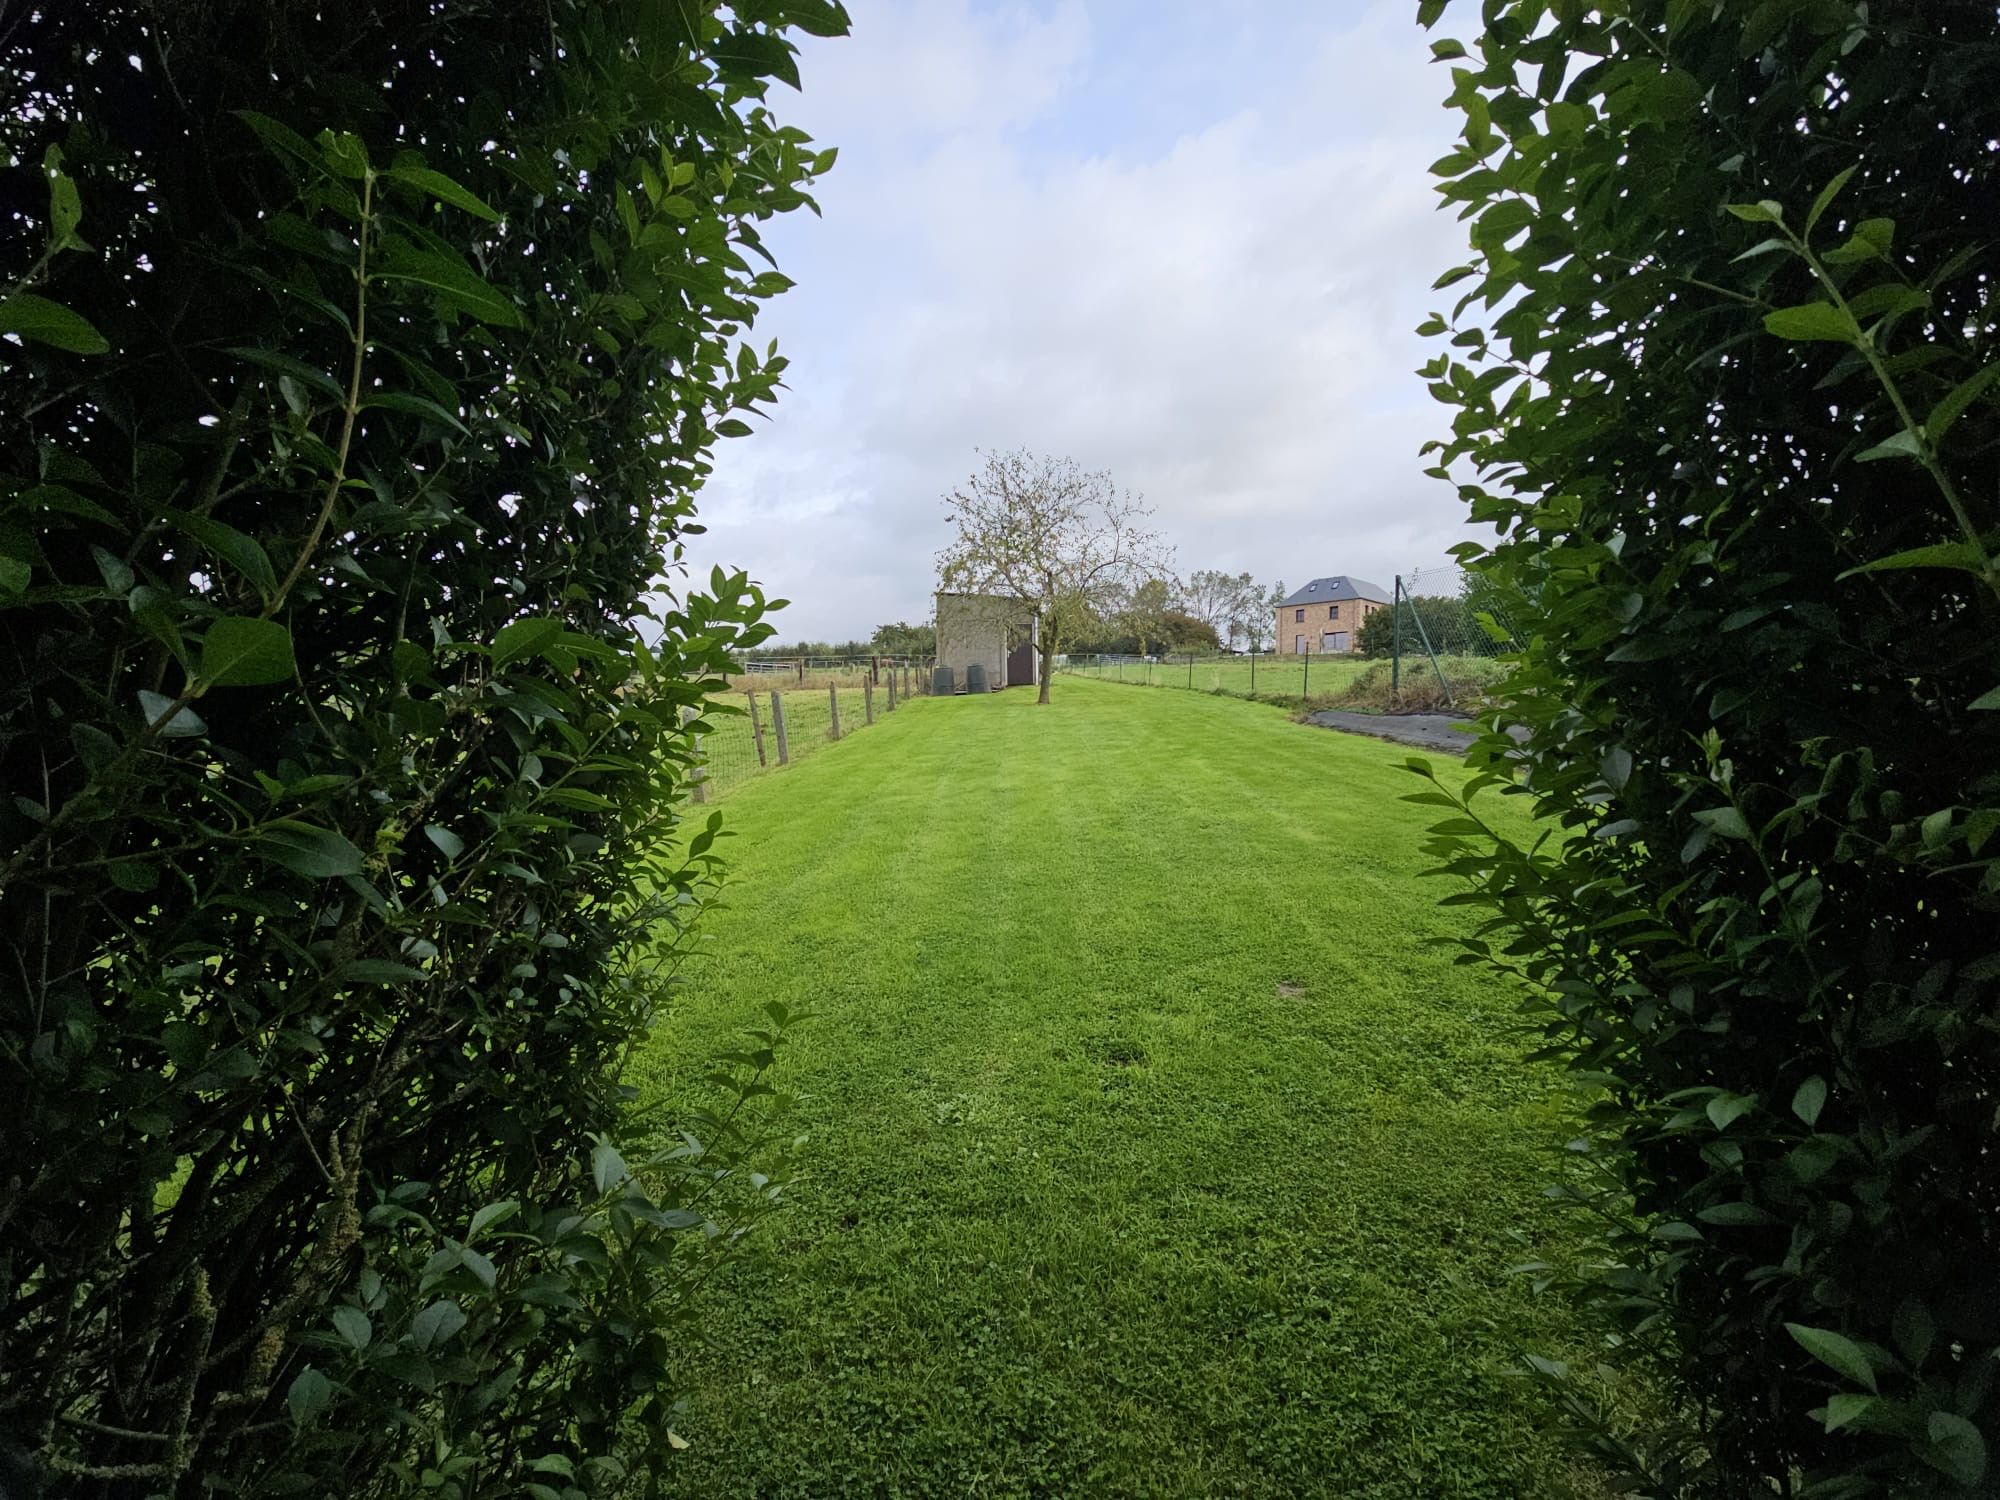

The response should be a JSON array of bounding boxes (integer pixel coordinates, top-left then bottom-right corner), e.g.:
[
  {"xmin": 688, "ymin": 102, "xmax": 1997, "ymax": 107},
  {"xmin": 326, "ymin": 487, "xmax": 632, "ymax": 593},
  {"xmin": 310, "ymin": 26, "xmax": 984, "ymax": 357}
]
[{"xmin": 935, "ymin": 591, "xmax": 1039, "ymax": 691}]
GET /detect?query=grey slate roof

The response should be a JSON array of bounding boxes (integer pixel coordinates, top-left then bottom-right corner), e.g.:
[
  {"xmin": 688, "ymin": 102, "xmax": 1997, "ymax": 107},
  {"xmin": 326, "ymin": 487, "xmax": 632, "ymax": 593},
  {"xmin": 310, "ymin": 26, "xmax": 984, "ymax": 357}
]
[{"xmin": 1279, "ymin": 575, "xmax": 1391, "ymax": 607}]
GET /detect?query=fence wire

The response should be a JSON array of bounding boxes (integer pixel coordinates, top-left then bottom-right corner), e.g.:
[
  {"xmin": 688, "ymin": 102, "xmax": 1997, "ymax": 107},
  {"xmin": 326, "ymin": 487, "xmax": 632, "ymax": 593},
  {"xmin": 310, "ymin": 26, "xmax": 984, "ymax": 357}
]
[
  {"xmin": 1387, "ymin": 564, "xmax": 1516, "ymax": 708},
  {"xmin": 685, "ymin": 661, "xmax": 935, "ymax": 800},
  {"xmin": 733, "ymin": 653, "xmax": 929, "ymax": 679},
  {"xmin": 1062, "ymin": 566, "xmax": 1516, "ymax": 712}
]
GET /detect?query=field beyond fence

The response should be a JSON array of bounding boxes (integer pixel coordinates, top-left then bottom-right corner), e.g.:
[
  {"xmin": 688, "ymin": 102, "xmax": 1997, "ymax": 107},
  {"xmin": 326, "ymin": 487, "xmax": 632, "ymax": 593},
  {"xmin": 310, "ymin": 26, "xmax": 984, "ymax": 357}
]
[
  {"xmin": 1066, "ymin": 567, "xmax": 1514, "ymax": 713},
  {"xmin": 1062, "ymin": 651, "xmax": 1506, "ymax": 711},
  {"xmin": 729, "ymin": 654, "xmax": 929, "ymax": 693},
  {"xmin": 690, "ymin": 660, "xmax": 936, "ymax": 799}
]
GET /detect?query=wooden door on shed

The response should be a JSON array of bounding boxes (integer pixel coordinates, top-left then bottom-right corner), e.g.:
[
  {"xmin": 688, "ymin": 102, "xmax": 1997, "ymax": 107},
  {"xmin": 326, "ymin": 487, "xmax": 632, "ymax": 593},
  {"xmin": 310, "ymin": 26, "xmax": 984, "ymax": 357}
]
[{"xmin": 1006, "ymin": 639, "xmax": 1036, "ymax": 686}]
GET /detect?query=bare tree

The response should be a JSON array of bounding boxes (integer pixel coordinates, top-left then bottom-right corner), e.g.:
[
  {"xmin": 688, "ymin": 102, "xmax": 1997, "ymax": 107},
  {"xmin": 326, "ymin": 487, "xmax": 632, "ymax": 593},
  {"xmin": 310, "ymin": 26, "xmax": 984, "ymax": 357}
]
[{"xmin": 937, "ymin": 449, "xmax": 1169, "ymax": 703}]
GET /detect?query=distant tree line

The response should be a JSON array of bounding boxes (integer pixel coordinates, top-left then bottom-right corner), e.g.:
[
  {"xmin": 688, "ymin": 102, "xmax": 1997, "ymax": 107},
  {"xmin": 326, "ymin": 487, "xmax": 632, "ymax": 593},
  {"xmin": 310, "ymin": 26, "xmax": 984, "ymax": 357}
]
[
  {"xmin": 1068, "ymin": 569, "xmax": 1287, "ymax": 655},
  {"xmin": 746, "ymin": 620, "xmax": 936, "ymax": 659}
]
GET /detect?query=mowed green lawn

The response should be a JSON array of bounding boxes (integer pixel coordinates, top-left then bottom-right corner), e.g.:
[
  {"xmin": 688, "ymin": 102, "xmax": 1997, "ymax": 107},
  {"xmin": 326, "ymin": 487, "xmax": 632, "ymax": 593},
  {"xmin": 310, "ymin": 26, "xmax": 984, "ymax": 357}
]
[{"xmin": 631, "ymin": 677, "xmax": 1594, "ymax": 1498}]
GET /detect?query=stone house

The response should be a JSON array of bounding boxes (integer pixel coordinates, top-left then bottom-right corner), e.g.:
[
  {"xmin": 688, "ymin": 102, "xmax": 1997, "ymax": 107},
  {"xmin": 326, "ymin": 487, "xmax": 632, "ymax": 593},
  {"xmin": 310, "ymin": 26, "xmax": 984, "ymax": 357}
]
[
  {"xmin": 1273, "ymin": 576, "xmax": 1390, "ymax": 654},
  {"xmin": 934, "ymin": 591, "xmax": 1040, "ymax": 690}
]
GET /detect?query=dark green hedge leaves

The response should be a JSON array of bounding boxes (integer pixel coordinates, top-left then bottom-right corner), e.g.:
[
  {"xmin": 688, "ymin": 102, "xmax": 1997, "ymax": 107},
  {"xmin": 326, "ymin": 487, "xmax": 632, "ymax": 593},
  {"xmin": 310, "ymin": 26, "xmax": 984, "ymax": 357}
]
[{"xmin": 1413, "ymin": 1, "xmax": 1999, "ymax": 1493}]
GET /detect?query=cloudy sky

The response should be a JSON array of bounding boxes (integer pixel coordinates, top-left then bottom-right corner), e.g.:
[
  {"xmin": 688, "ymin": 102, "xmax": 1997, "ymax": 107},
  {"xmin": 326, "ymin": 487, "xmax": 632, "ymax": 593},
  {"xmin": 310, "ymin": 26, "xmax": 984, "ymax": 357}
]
[{"xmin": 684, "ymin": 0, "xmax": 1476, "ymax": 642}]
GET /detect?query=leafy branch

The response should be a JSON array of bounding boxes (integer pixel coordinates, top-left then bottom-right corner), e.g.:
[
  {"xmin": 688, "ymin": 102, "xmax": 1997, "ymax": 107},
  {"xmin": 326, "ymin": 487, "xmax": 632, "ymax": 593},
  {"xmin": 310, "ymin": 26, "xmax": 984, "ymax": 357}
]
[{"xmin": 1729, "ymin": 176, "xmax": 2000, "ymax": 610}]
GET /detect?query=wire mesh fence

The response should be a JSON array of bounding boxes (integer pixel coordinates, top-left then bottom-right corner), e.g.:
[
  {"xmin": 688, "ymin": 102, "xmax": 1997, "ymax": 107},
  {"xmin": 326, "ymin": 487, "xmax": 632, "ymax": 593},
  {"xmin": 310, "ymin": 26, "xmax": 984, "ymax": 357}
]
[
  {"xmin": 731, "ymin": 654, "xmax": 929, "ymax": 685},
  {"xmin": 1062, "ymin": 566, "xmax": 1516, "ymax": 712},
  {"xmin": 1065, "ymin": 653, "xmax": 1376, "ymax": 699},
  {"xmin": 1385, "ymin": 564, "xmax": 1516, "ymax": 708},
  {"xmin": 685, "ymin": 661, "xmax": 936, "ymax": 800}
]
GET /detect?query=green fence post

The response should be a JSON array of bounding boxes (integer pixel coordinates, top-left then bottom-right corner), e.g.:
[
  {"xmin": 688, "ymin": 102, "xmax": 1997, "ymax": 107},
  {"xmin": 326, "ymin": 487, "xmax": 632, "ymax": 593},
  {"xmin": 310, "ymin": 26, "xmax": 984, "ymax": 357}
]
[
  {"xmin": 1406, "ymin": 582, "xmax": 1453, "ymax": 708},
  {"xmin": 1392, "ymin": 575, "xmax": 1403, "ymax": 705}
]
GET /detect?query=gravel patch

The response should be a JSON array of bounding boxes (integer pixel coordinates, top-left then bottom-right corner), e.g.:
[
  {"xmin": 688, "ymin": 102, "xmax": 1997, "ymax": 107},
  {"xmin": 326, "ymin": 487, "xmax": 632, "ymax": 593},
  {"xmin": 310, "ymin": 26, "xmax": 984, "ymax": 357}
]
[{"xmin": 1303, "ymin": 710, "xmax": 1521, "ymax": 755}]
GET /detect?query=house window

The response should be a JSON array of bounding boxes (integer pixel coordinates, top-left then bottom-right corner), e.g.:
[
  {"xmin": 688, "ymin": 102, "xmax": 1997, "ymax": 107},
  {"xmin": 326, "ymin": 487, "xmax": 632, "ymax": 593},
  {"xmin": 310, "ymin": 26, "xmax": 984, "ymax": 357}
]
[
  {"xmin": 1293, "ymin": 608, "xmax": 1304, "ymax": 622},
  {"xmin": 1329, "ymin": 605, "xmax": 1339, "ymax": 620}
]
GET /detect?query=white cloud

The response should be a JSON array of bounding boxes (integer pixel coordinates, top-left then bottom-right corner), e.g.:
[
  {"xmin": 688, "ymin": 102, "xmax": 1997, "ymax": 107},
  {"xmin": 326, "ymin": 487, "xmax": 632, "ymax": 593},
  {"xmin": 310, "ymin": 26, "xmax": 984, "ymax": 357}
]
[
  {"xmin": 680, "ymin": 0, "xmax": 1478, "ymax": 640},
  {"xmin": 802, "ymin": 0, "xmax": 1091, "ymax": 141}
]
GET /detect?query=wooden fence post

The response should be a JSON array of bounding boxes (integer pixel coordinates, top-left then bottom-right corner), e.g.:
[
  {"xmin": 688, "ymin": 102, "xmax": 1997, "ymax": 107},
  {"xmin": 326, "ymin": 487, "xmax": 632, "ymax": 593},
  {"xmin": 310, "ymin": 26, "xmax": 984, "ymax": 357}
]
[
  {"xmin": 748, "ymin": 689, "xmax": 767, "ymax": 767},
  {"xmin": 864, "ymin": 678, "xmax": 875, "ymax": 725},
  {"xmin": 886, "ymin": 670, "xmax": 897, "ymax": 712},
  {"xmin": 828, "ymin": 683, "xmax": 842, "ymax": 740},
  {"xmin": 771, "ymin": 690, "xmax": 789, "ymax": 765}
]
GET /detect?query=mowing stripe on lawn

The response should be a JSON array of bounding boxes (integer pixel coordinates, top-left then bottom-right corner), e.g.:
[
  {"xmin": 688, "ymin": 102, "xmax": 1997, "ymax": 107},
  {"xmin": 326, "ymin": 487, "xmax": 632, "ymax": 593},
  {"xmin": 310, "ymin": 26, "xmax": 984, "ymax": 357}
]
[{"xmin": 631, "ymin": 677, "xmax": 1598, "ymax": 1499}]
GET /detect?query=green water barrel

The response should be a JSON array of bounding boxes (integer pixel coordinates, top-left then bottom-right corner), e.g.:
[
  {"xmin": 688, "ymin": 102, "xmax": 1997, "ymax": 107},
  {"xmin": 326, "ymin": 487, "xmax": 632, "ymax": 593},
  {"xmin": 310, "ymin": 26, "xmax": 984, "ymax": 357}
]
[
  {"xmin": 931, "ymin": 665, "xmax": 955, "ymax": 696},
  {"xmin": 965, "ymin": 662, "xmax": 988, "ymax": 694}
]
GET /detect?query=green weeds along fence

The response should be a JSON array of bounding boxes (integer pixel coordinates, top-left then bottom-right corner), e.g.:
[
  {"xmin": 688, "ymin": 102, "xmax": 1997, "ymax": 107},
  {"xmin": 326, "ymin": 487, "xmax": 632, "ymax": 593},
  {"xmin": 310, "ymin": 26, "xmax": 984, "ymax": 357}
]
[
  {"xmin": 1067, "ymin": 567, "xmax": 1515, "ymax": 711},
  {"xmin": 688, "ymin": 662, "xmax": 934, "ymax": 799}
]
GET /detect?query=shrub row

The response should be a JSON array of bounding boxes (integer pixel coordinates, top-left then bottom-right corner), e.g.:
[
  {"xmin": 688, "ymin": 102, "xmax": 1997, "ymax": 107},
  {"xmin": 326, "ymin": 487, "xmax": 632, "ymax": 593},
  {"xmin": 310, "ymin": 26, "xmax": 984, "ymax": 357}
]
[
  {"xmin": 1416, "ymin": 2, "xmax": 1999, "ymax": 1493},
  {"xmin": 0, "ymin": 2, "xmax": 844, "ymax": 1492}
]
